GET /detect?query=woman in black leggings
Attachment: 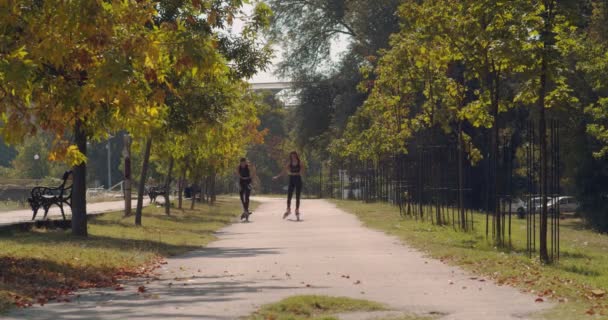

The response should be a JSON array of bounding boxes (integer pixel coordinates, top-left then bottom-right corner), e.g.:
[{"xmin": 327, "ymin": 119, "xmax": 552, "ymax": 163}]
[
  {"xmin": 273, "ymin": 151, "xmax": 304, "ymax": 221},
  {"xmin": 236, "ymin": 158, "xmax": 255, "ymax": 221}
]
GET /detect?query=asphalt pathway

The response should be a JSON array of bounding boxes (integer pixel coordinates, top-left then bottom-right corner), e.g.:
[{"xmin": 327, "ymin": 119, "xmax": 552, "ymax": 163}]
[{"xmin": 5, "ymin": 197, "xmax": 550, "ymax": 320}]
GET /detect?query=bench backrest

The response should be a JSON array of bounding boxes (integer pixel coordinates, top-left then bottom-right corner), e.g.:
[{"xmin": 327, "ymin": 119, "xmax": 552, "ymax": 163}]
[{"xmin": 30, "ymin": 171, "xmax": 73, "ymax": 199}]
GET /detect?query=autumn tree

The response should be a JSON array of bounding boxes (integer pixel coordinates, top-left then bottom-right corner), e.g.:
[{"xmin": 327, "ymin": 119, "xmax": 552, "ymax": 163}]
[
  {"xmin": 0, "ymin": 1, "xmax": 166, "ymax": 236},
  {"xmin": 129, "ymin": 0, "xmax": 271, "ymax": 224}
]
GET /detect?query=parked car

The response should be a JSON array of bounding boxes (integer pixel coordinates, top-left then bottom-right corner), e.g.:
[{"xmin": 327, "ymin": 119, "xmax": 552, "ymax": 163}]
[
  {"xmin": 500, "ymin": 197, "xmax": 527, "ymax": 218},
  {"xmin": 530, "ymin": 196, "xmax": 547, "ymax": 211},
  {"xmin": 547, "ymin": 196, "xmax": 579, "ymax": 214}
]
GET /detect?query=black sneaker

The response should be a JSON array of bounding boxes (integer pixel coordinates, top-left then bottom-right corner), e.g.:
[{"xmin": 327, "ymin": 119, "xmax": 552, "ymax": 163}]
[
  {"xmin": 240, "ymin": 212, "xmax": 247, "ymax": 221},
  {"xmin": 283, "ymin": 209, "xmax": 291, "ymax": 219}
]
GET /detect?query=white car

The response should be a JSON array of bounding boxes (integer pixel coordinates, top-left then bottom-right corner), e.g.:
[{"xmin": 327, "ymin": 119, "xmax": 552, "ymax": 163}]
[
  {"xmin": 547, "ymin": 196, "xmax": 579, "ymax": 214},
  {"xmin": 500, "ymin": 197, "xmax": 527, "ymax": 218}
]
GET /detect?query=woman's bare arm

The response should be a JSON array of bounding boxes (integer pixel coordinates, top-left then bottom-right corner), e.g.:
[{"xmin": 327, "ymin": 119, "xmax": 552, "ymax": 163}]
[{"xmin": 273, "ymin": 163, "xmax": 289, "ymax": 180}]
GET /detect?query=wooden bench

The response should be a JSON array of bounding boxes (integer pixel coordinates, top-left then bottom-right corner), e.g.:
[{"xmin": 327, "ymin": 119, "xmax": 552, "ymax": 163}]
[
  {"xmin": 147, "ymin": 186, "xmax": 167, "ymax": 204},
  {"xmin": 28, "ymin": 171, "xmax": 73, "ymax": 221}
]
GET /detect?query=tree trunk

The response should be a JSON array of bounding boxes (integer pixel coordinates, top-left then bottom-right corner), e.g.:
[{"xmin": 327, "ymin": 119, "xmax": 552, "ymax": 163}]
[
  {"xmin": 135, "ymin": 137, "xmax": 152, "ymax": 226},
  {"xmin": 190, "ymin": 176, "xmax": 198, "ymax": 209},
  {"xmin": 492, "ymin": 72, "xmax": 501, "ymax": 245},
  {"xmin": 203, "ymin": 176, "xmax": 209, "ymax": 203},
  {"xmin": 210, "ymin": 170, "xmax": 216, "ymax": 205},
  {"xmin": 458, "ymin": 121, "xmax": 466, "ymax": 230},
  {"xmin": 71, "ymin": 119, "xmax": 88, "ymax": 237},
  {"xmin": 539, "ymin": 41, "xmax": 550, "ymax": 264},
  {"xmin": 178, "ymin": 169, "xmax": 185, "ymax": 210},
  {"xmin": 123, "ymin": 135, "xmax": 132, "ymax": 217},
  {"xmin": 163, "ymin": 157, "xmax": 174, "ymax": 216},
  {"xmin": 538, "ymin": 0, "xmax": 554, "ymax": 264}
]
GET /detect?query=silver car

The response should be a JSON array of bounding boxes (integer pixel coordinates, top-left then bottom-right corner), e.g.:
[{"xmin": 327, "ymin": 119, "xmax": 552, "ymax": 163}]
[{"xmin": 547, "ymin": 196, "xmax": 579, "ymax": 214}]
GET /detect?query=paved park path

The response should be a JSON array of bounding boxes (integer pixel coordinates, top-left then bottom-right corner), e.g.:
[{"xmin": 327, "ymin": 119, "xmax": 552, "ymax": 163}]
[
  {"xmin": 6, "ymin": 197, "xmax": 550, "ymax": 320},
  {"xmin": 0, "ymin": 199, "xmax": 148, "ymax": 226}
]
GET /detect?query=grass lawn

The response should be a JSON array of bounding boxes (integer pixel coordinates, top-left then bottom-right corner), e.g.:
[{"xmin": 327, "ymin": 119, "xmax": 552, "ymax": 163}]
[
  {"xmin": 0, "ymin": 197, "xmax": 248, "ymax": 313},
  {"xmin": 245, "ymin": 295, "xmax": 433, "ymax": 320},
  {"xmin": 332, "ymin": 200, "xmax": 608, "ymax": 319}
]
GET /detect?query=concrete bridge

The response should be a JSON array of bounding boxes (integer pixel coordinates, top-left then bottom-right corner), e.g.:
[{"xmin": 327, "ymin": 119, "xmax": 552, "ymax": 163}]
[{"xmin": 250, "ymin": 81, "xmax": 298, "ymax": 106}]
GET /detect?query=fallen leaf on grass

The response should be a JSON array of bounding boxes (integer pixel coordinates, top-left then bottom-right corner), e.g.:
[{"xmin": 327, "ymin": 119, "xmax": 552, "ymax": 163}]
[{"xmin": 591, "ymin": 290, "xmax": 606, "ymax": 298}]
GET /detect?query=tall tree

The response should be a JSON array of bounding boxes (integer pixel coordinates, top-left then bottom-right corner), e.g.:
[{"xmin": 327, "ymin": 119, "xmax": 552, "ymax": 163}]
[
  {"xmin": 0, "ymin": 1, "xmax": 166, "ymax": 236},
  {"xmin": 267, "ymin": 0, "xmax": 400, "ymax": 154}
]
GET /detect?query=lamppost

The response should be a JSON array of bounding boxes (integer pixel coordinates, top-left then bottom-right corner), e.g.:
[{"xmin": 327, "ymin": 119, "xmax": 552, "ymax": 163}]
[{"xmin": 33, "ymin": 154, "xmax": 40, "ymax": 180}]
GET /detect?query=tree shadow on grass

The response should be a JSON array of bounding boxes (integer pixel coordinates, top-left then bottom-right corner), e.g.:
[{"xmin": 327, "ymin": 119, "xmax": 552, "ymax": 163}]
[{"xmin": 0, "ymin": 256, "xmax": 124, "ymax": 308}]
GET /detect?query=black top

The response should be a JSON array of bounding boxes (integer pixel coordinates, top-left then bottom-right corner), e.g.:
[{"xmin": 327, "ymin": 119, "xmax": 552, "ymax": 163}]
[
  {"xmin": 239, "ymin": 165, "xmax": 251, "ymax": 180},
  {"xmin": 289, "ymin": 161, "xmax": 300, "ymax": 174}
]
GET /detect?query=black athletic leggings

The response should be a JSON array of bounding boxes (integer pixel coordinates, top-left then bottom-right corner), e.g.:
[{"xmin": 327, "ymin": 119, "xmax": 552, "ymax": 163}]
[
  {"xmin": 239, "ymin": 180, "xmax": 251, "ymax": 211},
  {"xmin": 287, "ymin": 175, "xmax": 302, "ymax": 210}
]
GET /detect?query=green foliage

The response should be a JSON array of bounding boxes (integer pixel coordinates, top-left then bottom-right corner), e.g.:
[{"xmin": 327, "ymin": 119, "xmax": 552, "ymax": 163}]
[
  {"xmin": 267, "ymin": 0, "xmax": 400, "ymax": 156},
  {"xmin": 8, "ymin": 135, "xmax": 67, "ymax": 179},
  {"xmin": 246, "ymin": 92, "xmax": 293, "ymax": 193},
  {"xmin": 329, "ymin": 0, "xmax": 608, "ymax": 232}
]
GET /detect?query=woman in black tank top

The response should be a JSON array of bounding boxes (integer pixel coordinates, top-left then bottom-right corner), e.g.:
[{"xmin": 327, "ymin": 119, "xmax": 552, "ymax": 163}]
[
  {"xmin": 273, "ymin": 151, "xmax": 304, "ymax": 221},
  {"xmin": 236, "ymin": 158, "xmax": 255, "ymax": 221}
]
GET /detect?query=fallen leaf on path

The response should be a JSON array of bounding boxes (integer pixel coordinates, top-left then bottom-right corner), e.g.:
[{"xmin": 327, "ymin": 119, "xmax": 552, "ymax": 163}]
[
  {"xmin": 138, "ymin": 286, "xmax": 146, "ymax": 293},
  {"xmin": 535, "ymin": 298, "xmax": 544, "ymax": 303},
  {"xmin": 354, "ymin": 280, "xmax": 361, "ymax": 285},
  {"xmin": 114, "ymin": 285, "xmax": 124, "ymax": 291}
]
